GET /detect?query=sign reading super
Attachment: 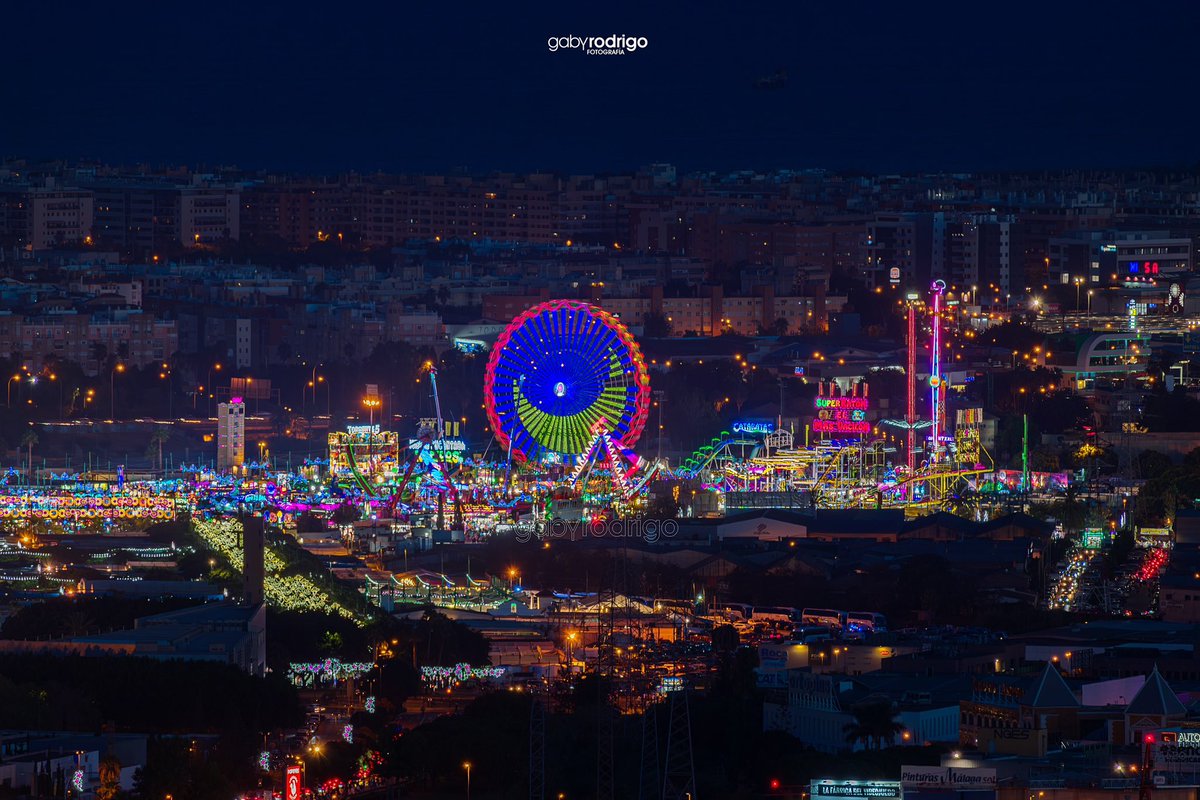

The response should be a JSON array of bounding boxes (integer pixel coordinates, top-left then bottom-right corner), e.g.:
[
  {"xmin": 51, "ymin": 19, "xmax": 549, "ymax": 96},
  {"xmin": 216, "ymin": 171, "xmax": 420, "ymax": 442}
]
[{"xmin": 813, "ymin": 395, "xmax": 870, "ymax": 436}]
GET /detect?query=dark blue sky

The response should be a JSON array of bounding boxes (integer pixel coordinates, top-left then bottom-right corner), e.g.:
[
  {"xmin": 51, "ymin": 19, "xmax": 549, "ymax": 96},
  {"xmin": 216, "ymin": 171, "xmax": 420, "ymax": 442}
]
[{"xmin": 4, "ymin": 1, "xmax": 1198, "ymax": 173}]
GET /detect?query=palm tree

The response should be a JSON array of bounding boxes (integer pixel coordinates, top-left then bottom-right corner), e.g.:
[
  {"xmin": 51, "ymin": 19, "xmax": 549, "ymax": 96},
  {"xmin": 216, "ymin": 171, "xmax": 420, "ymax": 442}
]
[
  {"xmin": 96, "ymin": 755, "xmax": 122, "ymax": 800},
  {"xmin": 63, "ymin": 609, "xmax": 94, "ymax": 637},
  {"xmin": 149, "ymin": 427, "xmax": 170, "ymax": 474},
  {"xmin": 844, "ymin": 697, "xmax": 906, "ymax": 751},
  {"xmin": 19, "ymin": 429, "xmax": 38, "ymax": 484}
]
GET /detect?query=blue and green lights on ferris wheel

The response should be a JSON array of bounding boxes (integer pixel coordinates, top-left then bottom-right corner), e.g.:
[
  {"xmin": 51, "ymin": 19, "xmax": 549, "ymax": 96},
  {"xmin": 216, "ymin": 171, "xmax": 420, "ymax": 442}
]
[{"xmin": 483, "ymin": 300, "xmax": 651, "ymax": 463}]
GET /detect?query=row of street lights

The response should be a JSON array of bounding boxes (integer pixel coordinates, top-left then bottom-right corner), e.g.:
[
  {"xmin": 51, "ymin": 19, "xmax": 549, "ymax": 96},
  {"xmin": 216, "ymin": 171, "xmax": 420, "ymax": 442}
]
[
  {"xmin": 11, "ymin": 357, "xmax": 351, "ymax": 420},
  {"xmin": 8, "ymin": 369, "xmax": 96, "ymax": 417}
]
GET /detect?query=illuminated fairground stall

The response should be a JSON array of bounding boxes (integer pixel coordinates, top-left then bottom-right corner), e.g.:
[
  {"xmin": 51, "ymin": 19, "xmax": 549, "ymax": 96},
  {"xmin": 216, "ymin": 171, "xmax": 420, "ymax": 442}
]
[
  {"xmin": 328, "ymin": 425, "xmax": 401, "ymax": 492},
  {"xmin": 0, "ymin": 486, "xmax": 182, "ymax": 532}
]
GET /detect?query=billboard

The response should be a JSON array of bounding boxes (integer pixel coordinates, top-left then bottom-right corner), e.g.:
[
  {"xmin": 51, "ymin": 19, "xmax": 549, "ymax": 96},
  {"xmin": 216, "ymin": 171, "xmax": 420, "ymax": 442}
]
[
  {"xmin": 409, "ymin": 437, "xmax": 468, "ymax": 465},
  {"xmin": 813, "ymin": 395, "xmax": 870, "ymax": 437},
  {"xmin": 1153, "ymin": 729, "xmax": 1200, "ymax": 786},
  {"xmin": 285, "ymin": 765, "xmax": 302, "ymax": 800},
  {"xmin": 900, "ymin": 767, "xmax": 996, "ymax": 790},
  {"xmin": 1137, "ymin": 527, "xmax": 1172, "ymax": 545},
  {"xmin": 230, "ymin": 377, "xmax": 272, "ymax": 401},
  {"xmin": 811, "ymin": 781, "xmax": 902, "ymax": 799},
  {"xmin": 758, "ymin": 642, "xmax": 808, "ymax": 672}
]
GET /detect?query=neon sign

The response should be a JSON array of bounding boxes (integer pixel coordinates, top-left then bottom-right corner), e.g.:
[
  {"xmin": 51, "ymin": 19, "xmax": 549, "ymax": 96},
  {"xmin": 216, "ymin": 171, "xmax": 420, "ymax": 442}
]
[
  {"xmin": 731, "ymin": 419, "xmax": 776, "ymax": 435},
  {"xmin": 813, "ymin": 395, "xmax": 870, "ymax": 436},
  {"xmin": 286, "ymin": 765, "xmax": 302, "ymax": 800},
  {"xmin": 814, "ymin": 397, "xmax": 868, "ymax": 410}
]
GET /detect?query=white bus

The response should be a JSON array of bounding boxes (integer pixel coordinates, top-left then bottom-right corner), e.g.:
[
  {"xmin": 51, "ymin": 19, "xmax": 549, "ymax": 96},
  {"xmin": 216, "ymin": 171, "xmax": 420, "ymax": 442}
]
[
  {"xmin": 846, "ymin": 611, "xmax": 887, "ymax": 634},
  {"xmin": 752, "ymin": 606, "xmax": 799, "ymax": 623},
  {"xmin": 716, "ymin": 602, "xmax": 754, "ymax": 621},
  {"xmin": 801, "ymin": 608, "xmax": 848, "ymax": 630},
  {"xmin": 790, "ymin": 625, "xmax": 833, "ymax": 644}
]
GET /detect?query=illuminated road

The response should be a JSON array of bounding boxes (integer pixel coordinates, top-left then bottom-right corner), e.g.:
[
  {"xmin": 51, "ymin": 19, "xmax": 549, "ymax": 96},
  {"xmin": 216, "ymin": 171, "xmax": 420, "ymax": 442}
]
[{"xmin": 1048, "ymin": 548, "xmax": 1097, "ymax": 612}]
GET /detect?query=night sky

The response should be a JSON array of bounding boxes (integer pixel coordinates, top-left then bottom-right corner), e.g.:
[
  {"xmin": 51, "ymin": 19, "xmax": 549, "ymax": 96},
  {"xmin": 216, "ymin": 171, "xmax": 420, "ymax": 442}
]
[{"xmin": 5, "ymin": 1, "xmax": 1198, "ymax": 174}]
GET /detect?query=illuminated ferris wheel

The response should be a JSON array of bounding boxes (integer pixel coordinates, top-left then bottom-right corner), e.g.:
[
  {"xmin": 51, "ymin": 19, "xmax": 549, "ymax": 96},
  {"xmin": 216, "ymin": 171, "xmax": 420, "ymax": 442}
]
[{"xmin": 483, "ymin": 300, "xmax": 651, "ymax": 463}]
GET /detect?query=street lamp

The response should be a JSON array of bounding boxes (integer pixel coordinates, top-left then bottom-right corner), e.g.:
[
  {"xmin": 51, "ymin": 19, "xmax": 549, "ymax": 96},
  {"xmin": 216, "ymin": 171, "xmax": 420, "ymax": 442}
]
[
  {"xmin": 111, "ymin": 363, "xmax": 125, "ymax": 420},
  {"xmin": 159, "ymin": 363, "xmax": 173, "ymax": 418},
  {"xmin": 306, "ymin": 362, "xmax": 322, "ymax": 409},
  {"xmin": 317, "ymin": 375, "xmax": 329, "ymax": 415},
  {"xmin": 362, "ymin": 395, "xmax": 381, "ymax": 425},
  {"xmin": 463, "ymin": 761, "xmax": 472, "ymax": 800},
  {"xmin": 207, "ymin": 363, "xmax": 221, "ymax": 414},
  {"xmin": 6, "ymin": 374, "xmax": 19, "ymax": 409}
]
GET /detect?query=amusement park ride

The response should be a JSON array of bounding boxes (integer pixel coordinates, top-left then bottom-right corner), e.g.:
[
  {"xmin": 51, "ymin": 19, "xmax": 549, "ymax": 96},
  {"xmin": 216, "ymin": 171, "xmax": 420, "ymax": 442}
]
[
  {"xmin": 325, "ymin": 284, "xmax": 998, "ymax": 528},
  {"xmin": 326, "ymin": 300, "xmax": 662, "ymax": 529},
  {"xmin": 677, "ymin": 280, "xmax": 994, "ymax": 515}
]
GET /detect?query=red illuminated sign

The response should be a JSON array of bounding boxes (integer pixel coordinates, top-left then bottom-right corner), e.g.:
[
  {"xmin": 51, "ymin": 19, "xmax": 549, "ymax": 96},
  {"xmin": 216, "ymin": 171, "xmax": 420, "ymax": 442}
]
[
  {"xmin": 813, "ymin": 395, "xmax": 871, "ymax": 436},
  {"xmin": 286, "ymin": 765, "xmax": 302, "ymax": 800}
]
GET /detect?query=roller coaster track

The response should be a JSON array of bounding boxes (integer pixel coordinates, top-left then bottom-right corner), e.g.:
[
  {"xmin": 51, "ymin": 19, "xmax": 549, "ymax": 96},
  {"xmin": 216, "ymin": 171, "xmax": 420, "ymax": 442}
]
[{"xmin": 677, "ymin": 431, "xmax": 759, "ymax": 479}]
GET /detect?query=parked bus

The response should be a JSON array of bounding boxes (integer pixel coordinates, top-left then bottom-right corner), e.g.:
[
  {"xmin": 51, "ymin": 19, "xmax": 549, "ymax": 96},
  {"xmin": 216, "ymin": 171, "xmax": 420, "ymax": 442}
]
[
  {"xmin": 716, "ymin": 602, "xmax": 754, "ymax": 621},
  {"xmin": 801, "ymin": 608, "xmax": 848, "ymax": 630},
  {"xmin": 752, "ymin": 606, "xmax": 799, "ymax": 623},
  {"xmin": 789, "ymin": 625, "xmax": 833, "ymax": 644},
  {"xmin": 846, "ymin": 611, "xmax": 888, "ymax": 634}
]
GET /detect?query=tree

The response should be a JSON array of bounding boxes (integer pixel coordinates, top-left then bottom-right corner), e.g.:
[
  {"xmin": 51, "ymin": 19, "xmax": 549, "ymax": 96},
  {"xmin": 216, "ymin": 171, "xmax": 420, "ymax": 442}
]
[
  {"xmin": 1029, "ymin": 446, "xmax": 1062, "ymax": 472},
  {"xmin": 320, "ymin": 630, "xmax": 345, "ymax": 654},
  {"xmin": 843, "ymin": 697, "xmax": 906, "ymax": 751},
  {"xmin": 19, "ymin": 429, "xmax": 37, "ymax": 482},
  {"xmin": 758, "ymin": 317, "xmax": 790, "ymax": 337},
  {"xmin": 149, "ymin": 427, "xmax": 171, "ymax": 473},
  {"xmin": 985, "ymin": 320, "xmax": 1046, "ymax": 352},
  {"xmin": 1142, "ymin": 389, "xmax": 1200, "ymax": 432},
  {"xmin": 97, "ymin": 755, "xmax": 121, "ymax": 800},
  {"xmin": 332, "ymin": 503, "xmax": 362, "ymax": 526},
  {"xmin": 643, "ymin": 311, "xmax": 672, "ymax": 338},
  {"xmin": 90, "ymin": 342, "xmax": 109, "ymax": 368},
  {"xmin": 1137, "ymin": 450, "xmax": 1173, "ymax": 480}
]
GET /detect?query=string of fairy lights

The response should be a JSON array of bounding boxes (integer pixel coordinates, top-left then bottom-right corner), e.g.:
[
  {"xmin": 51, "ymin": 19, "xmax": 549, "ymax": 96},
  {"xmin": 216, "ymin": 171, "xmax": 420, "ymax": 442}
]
[{"xmin": 192, "ymin": 518, "xmax": 361, "ymax": 622}]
